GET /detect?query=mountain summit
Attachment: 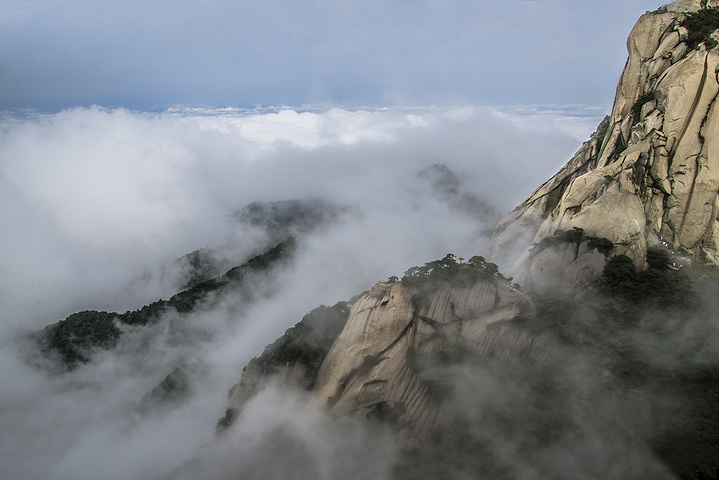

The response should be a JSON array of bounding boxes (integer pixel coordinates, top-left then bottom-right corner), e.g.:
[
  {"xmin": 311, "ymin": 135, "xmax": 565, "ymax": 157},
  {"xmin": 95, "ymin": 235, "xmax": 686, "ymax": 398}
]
[
  {"xmin": 183, "ymin": 3, "xmax": 719, "ymax": 479},
  {"xmin": 20, "ymin": 3, "xmax": 719, "ymax": 479},
  {"xmin": 489, "ymin": 0, "xmax": 719, "ymax": 295}
]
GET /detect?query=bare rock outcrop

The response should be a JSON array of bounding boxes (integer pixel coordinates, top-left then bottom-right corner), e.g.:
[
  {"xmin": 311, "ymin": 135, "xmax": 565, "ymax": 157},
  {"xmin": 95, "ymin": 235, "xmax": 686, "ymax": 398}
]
[
  {"xmin": 212, "ymin": 1, "xmax": 719, "ymax": 465},
  {"xmin": 218, "ymin": 274, "xmax": 544, "ymax": 446},
  {"xmin": 489, "ymin": 0, "xmax": 719, "ymax": 294},
  {"xmin": 312, "ymin": 279, "xmax": 542, "ymax": 446}
]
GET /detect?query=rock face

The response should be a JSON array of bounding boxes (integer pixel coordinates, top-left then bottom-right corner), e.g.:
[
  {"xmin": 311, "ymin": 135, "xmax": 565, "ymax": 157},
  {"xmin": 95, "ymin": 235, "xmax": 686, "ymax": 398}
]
[
  {"xmin": 489, "ymin": 0, "xmax": 719, "ymax": 294},
  {"xmin": 313, "ymin": 280, "xmax": 544, "ymax": 446},
  {"xmin": 216, "ymin": 0, "xmax": 719, "ymax": 463},
  {"xmin": 223, "ymin": 276, "xmax": 542, "ymax": 446}
]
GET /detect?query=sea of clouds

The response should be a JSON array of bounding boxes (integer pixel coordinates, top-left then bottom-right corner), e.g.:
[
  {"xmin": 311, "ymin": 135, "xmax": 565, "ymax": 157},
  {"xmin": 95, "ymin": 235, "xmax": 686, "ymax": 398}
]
[{"xmin": 0, "ymin": 104, "xmax": 602, "ymax": 479}]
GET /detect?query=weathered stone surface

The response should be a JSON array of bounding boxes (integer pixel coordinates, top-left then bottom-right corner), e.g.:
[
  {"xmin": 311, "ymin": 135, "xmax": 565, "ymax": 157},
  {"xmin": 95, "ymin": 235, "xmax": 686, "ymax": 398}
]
[
  {"xmin": 561, "ymin": 249, "xmax": 607, "ymax": 294},
  {"xmin": 528, "ymin": 242, "xmax": 579, "ymax": 296},
  {"xmin": 489, "ymin": 2, "xmax": 719, "ymax": 292},
  {"xmin": 313, "ymin": 283, "xmax": 415, "ymax": 409},
  {"xmin": 311, "ymin": 279, "xmax": 536, "ymax": 446},
  {"xmin": 667, "ymin": 0, "xmax": 719, "ymax": 11},
  {"xmin": 226, "ymin": 357, "xmax": 263, "ymax": 411},
  {"xmin": 613, "ymin": 11, "xmax": 676, "ymax": 119},
  {"xmin": 216, "ymin": 0, "xmax": 719, "ymax": 456}
]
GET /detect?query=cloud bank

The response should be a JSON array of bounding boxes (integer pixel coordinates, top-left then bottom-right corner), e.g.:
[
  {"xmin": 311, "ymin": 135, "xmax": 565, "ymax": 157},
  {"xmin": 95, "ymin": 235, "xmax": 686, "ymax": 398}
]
[{"xmin": 0, "ymin": 104, "xmax": 601, "ymax": 479}]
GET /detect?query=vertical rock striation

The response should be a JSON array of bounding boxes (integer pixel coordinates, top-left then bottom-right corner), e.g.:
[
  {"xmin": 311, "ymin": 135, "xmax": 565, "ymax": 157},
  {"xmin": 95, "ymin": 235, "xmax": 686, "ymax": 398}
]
[
  {"xmin": 312, "ymin": 280, "xmax": 540, "ymax": 447},
  {"xmin": 489, "ymin": 0, "xmax": 719, "ymax": 294},
  {"xmin": 221, "ymin": 277, "xmax": 541, "ymax": 447},
  {"xmin": 212, "ymin": 2, "xmax": 719, "ymax": 469}
]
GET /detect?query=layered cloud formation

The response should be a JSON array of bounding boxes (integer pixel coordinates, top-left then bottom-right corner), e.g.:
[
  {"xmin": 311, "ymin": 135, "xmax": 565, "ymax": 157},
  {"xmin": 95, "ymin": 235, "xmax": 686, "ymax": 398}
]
[{"xmin": 0, "ymin": 105, "xmax": 601, "ymax": 479}]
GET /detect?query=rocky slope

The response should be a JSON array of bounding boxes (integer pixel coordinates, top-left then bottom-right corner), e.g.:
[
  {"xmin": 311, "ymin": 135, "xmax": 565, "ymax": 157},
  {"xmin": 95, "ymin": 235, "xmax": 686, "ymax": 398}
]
[
  {"xmin": 220, "ymin": 259, "xmax": 544, "ymax": 448},
  {"xmin": 489, "ymin": 0, "xmax": 719, "ymax": 295},
  {"xmin": 205, "ymin": 3, "xmax": 719, "ymax": 478},
  {"xmin": 313, "ymin": 277, "xmax": 540, "ymax": 447}
]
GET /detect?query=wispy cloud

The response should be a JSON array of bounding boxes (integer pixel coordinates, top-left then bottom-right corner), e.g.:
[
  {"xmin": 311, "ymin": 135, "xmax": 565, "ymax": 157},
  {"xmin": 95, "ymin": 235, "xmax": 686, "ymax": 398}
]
[{"xmin": 0, "ymin": 104, "xmax": 600, "ymax": 479}]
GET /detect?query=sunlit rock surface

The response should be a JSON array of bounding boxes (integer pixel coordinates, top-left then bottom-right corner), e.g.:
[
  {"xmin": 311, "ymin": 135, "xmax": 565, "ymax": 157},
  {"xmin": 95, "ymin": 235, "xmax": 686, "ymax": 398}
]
[
  {"xmin": 225, "ymin": 278, "xmax": 542, "ymax": 447},
  {"xmin": 214, "ymin": 0, "xmax": 719, "ymax": 466},
  {"xmin": 489, "ymin": 0, "xmax": 719, "ymax": 293}
]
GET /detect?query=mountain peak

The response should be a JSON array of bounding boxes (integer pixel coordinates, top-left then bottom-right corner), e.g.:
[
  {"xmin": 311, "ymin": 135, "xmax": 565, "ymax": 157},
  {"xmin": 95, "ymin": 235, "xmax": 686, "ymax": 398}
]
[{"xmin": 489, "ymin": 4, "xmax": 719, "ymax": 294}]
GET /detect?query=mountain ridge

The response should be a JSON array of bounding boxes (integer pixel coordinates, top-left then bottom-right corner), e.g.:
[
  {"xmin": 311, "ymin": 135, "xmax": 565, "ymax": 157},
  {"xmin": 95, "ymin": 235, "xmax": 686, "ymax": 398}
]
[
  {"xmin": 17, "ymin": 2, "xmax": 719, "ymax": 479},
  {"xmin": 488, "ymin": 1, "xmax": 719, "ymax": 295},
  {"xmin": 197, "ymin": 3, "xmax": 719, "ymax": 478}
]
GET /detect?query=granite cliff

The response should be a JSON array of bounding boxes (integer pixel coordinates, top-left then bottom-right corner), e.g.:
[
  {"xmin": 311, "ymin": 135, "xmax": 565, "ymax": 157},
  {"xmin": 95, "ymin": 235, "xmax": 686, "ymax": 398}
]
[
  {"xmin": 204, "ymin": 3, "xmax": 719, "ymax": 478},
  {"xmin": 220, "ymin": 265, "xmax": 541, "ymax": 448},
  {"xmin": 490, "ymin": 0, "xmax": 719, "ymax": 295}
]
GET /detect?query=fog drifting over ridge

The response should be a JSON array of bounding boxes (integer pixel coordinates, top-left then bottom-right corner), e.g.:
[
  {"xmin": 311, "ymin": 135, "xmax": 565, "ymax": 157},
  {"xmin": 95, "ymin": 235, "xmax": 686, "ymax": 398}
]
[
  {"xmin": 0, "ymin": 105, "xmax": 602, "ymax": 479},
  {"xmin": 0, "ymin": 105, "xmax": 601, "ymax": 331}
]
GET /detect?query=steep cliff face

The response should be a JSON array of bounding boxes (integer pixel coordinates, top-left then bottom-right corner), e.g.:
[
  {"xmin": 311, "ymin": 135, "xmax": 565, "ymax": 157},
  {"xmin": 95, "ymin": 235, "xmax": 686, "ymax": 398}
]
[
  {"xmin": 313, "ymin": 280, "xmax": 545, "ymax": 447},
  {"xmin": 489, "ymin": 0, "xmax": 719, "ymax": 294},
  {"xmin": 223, "ymin": 275, "xmax": 542, "ymax": 447},
  {"xmin": 211, "ymin": 3, "xmax": 719, "ymax": 474}
]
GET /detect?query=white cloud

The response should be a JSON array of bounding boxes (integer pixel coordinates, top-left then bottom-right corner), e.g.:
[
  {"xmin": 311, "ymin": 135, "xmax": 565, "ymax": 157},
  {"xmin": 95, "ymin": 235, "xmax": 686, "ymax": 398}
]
[{"xmin": 0, "ymin": 104, "xmax": 600, "ymax": 479}]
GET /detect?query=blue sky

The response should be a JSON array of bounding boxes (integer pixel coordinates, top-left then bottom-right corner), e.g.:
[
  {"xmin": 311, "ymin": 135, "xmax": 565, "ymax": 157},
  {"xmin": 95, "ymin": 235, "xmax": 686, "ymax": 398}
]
[{"xmin": 3, "ymin": 0, "xmax": 661, "ymax": 111}]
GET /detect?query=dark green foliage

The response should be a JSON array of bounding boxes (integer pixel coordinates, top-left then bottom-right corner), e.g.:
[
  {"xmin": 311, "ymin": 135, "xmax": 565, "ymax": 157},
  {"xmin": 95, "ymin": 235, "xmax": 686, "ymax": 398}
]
[
  {"xmin": 495, "ymin": 248, "xmax": 719, "ymax": 479},
  {"xmin": 588, "ymin": 236, "xmax": 615, "ymax": 255},
  {"xmin": 651, "ymin": 368, "xmax": 719, "ymax": 480},
  {"xmin": 646, "ymin": 246, "xmax": 672, "ymax": 270},
  {"xmin": 120, "ymin": 300, "xmax": 166, "ymax": 325},
  {"xmin": 537, "ymin": 227, "xmax": 614, "ymax": 256},
  {"xmin": 631, "ymin": 90, "xmax": 657, "ymax": 117},
  {"xmin": 38, "ymin": 238, "xmax": 296, "ymax": 369},
  {"xmin": 599, "ymin": 250, "xmax": 692, "ymax": 308},
  {"xmin": 600, "ymin": 255, "xmax": 638, "ymax": 294},
  {"xmin": 591, "ymin": 115, "xmax": 611, "ymax": 143},
  {"xmin": 401, "ymin": 253, "xmax": 509, "ymax": 290},
  {"xmin": 682, "ymin": 7, "xmax": 719, "ymax": 50},
  {"xmin": 562, "ymin": 226, "xmax": 585, "ymax": 243},
  {"xmin": 258, "ymin": 301, "xmax": 351, "ymax": 386},
  {"xmin": 38, "ymin": 310, "xmax": 122, "ymax": 366}
]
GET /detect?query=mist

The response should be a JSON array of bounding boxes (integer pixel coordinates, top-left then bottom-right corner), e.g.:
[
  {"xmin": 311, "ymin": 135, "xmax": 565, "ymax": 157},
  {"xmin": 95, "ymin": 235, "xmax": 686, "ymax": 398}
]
[{"xmin": 0, "ymin": 104, "xmax": 602, "ymax": 479}]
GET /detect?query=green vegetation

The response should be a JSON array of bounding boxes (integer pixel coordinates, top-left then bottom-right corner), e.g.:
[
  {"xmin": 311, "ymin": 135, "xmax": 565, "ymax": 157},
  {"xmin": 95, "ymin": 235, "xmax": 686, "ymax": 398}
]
[
  {"xmin": 682, "ymin": 6, "xmax": 719, "ymax": 50},
  {"xmin": 588, "ymin": 236, "xmax": 615, "ymax": 255},
  {"xmin": 258, "ymin": 300, "xmax": 352, "ymax": 385},
  {"xmin": 511, "ymin": 247, "xmax": 692, "ymax": 362},
  {"xmin": 400, "ymin": 246, "xmax": 719, "ymax": 479},
  {"xmin": 537, "ymin": 227, "xmax": 615, "ymax": 255},
  {"xmin": 37, "ymin": 238, "xmax": 296, "ymax": 369},
  {"xmin": 507, "ymin": 249, "xmax": 719, "ymax": 479},
  {"xmin": 401, "ymin": 253, "xmax": 510, "ymax": 290},
  {"xmin": 590, "ymin": 115, "xmax": 611, "ymax": 144},
  {"xmin": 599, "ymin": 248, "xmax": 692, "ymax": 309},
  {"xmin": 38, "ymin": 310, "xmax": 122, "ymax": 365}
]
